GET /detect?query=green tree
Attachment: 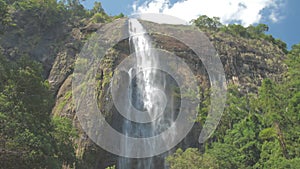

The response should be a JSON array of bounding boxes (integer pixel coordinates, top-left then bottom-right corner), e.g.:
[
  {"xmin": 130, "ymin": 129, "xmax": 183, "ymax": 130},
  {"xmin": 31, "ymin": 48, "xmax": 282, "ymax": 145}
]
[
  {"xmin": 0, "ymin": 55, "xmax": 76, "ymax": 168},
  {"xmin": 207, "ymin": 143, "xmax": 244, "ymax": 169},
  {"xmin": 167, "ymin": 43, "xmax": 299, "ymax": 169},
  {"xmin": 91, "ymin": 12, "xmax": 110, "ymax": 23},
  {"xmin": 106, "ymin": 165, "xmax": 116, "ymax": 169},
  {"xmin": 88, "ymin": 1, "xmax": 110, "ymax": 23},
  {"xmin": 215, "ymin": 85, "xmax": 249, "ymax": 141},
  {"xmin": 51, "ymin": 116, "xmax": 77, "ymax": 167},
  {"xmin": 113, "ymin": 13, "xmax": 125, "ymax": 20},
  {"xmin": 12, "ymin": 0, "xmax": 67, "ymax": 29},
  {"xmin": 224, "ymin": 114, "xmax": 263, "ymax": 167},
  {"xmin": 255, "ymin": 140, "xmax": 300, "ymax": 169},
  {"xmin": 167, "ymin": 148, "xmax": 219, "ymax": 169},
  {"xmin": 286, "ymin": 43, "xmax": 300, "ymax": 89},
  {"xmin": 247, "ymin": 23, "xmax": 269, "ymax": 36},
  {"xmin": 91, "ymin": 1, "xmax": 104, "ymax": 15},
  {"xmin": 193, "ymin": 15, "xmax": 222, "ymax": 30},
  {"xmin": 59, "ymin": 0, "xmax": 86, "ymax": 17},
  {"xmin": 0, "ymin": 55, "xmax": 54, "ymax": 168},
  {"xmin": 282, "ymin": 43, "xmax": 300, "ymax": 158},
  {"xmin": 221, "ymin": 24, "xmax": 251, "ymax": 38},
  {"xmin": 0, "ymin": 0, "xmax": 12, "ymax": 33}
]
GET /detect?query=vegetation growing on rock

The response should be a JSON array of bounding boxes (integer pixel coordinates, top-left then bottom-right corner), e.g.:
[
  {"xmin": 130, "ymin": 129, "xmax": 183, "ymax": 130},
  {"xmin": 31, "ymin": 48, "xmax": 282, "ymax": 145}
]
[{"xmin": 0, "ymin": 1, "xmax": 299, "ymax": 169}]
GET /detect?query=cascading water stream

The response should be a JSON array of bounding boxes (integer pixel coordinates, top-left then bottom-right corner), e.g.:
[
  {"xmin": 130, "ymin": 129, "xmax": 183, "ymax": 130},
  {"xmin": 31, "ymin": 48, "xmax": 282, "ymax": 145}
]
[{"xmin": 117, "ymin": 19, "xmax": 177, "ymax": 169}]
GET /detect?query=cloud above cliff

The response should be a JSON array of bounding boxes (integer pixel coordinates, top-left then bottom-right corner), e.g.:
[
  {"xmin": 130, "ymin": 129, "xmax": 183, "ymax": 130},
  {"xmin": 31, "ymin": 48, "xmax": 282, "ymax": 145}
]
[{"xmin": 132, "ymin": 0, "xmax": 285, "ymax": 26}]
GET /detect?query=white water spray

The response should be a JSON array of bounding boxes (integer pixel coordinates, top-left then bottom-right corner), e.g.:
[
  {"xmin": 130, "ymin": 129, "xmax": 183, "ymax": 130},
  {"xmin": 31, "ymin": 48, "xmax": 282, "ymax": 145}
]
[{"xmin": 118, "ymin": 18, "xmax": 176, "ymax": 169}]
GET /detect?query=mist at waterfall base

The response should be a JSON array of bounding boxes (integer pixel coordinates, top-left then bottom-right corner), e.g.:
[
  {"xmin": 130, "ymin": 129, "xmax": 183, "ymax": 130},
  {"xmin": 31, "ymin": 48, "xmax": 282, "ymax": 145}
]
[{"xmin": 116, "ymin": 19, "xmax": 182, "ymax": 169}]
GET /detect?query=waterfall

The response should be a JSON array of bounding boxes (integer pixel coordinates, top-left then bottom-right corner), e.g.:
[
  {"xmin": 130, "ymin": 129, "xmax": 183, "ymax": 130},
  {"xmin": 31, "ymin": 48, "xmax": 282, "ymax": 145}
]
[{"xmin": 117, "ymin": 18, "xmax": 177, "ymax": 169}]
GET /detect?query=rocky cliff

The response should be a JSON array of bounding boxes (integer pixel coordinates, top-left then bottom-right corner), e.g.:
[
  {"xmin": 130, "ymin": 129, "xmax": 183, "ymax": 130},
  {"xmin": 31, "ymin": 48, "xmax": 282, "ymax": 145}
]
[
  {"xmin": 49, "ymin": 18, "xmax": 286, "ymax": 168},
  {"xmin": 1, "ymin": 16, "xmax": 286, "ymax": 168}
]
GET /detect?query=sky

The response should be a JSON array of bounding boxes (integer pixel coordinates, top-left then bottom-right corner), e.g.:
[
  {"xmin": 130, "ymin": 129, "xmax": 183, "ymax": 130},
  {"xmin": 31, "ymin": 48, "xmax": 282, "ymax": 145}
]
[{"xmin": 82, "ymin": 0, "xmax": 300, "ymax": 49}]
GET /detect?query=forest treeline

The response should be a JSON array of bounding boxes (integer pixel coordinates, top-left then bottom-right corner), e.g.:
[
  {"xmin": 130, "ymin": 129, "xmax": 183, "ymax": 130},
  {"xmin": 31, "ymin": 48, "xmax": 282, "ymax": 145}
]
[
  {"xmin": 0, "ymin": 0, "xmax": 299, "ymax": 168},
  {"xmin": 167, "ymin": 43, "xmax": 300, "ymax": 168}
]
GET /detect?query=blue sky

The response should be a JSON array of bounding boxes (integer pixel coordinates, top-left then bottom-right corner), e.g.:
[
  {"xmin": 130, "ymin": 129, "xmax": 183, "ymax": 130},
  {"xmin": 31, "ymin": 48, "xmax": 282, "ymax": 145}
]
[{"xmin": 82, "ymin": 0, "xmax": 299, "ymax": 49}]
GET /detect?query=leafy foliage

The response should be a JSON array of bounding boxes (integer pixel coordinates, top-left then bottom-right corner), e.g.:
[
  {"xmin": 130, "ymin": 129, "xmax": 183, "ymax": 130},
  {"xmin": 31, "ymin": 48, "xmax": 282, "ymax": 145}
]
[
  {"xmin": 0, "ymin": 2, "xmax": 299, "ymax": 168},
  {"xmin": 91, "ymin": 12, "xmax": 110, "ymax": 23},
  {"xmin": 12, "ymin": 0, "xmax": 67, "ymax": 29},
  {"xmin": 192, "ymin": 15, "xmax": 222, "ymax": 30},
  {"xmin": 0, "ymin": 0, "xmax": 13, "ymax": 32},
  {"xmin": 90, "ymin": 1, "xmax": 104, "ymax": 15},
  {"xmin": 58, "ymin": 0, "xmax": 86, "ymax": 17},
  {"xmin": 168, "ymin": 42, "xmax": 300, "ymax": 169},
  {"xmin": 193, "ymin": 15, "xmax": 287, "ymax": 53},
  {"xmin": 106, "ymin": 165, "xmax": 116, "ymax": 169},
  {"xmin": 0, "ymin": 55, "xmax": 77, "ymax": 168},
  {"xmin": 167, "ymin": 148, "xmax": 219, "ymax": 169}
]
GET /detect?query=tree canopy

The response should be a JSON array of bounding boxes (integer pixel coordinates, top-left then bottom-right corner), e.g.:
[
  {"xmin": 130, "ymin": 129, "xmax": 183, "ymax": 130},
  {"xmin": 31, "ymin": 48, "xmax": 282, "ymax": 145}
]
[
  {"xmin": 0, "ymin": 55, "xmax": 77, "ymax": 168},
  {"xmin": 167, "ymin": 42, "xmax": 300, "ymax": 169},
  {"xmin": 0, "ymin": 2, "xmax": 298, "ymax": 168},
  {"xmin": 193, "ymin": 15, "xmax": 287, "ymax": 53}
]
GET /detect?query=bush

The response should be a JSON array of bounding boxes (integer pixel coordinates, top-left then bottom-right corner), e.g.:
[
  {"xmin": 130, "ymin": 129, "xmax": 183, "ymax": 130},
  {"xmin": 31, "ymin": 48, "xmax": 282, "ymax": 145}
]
[{"xmin": 91, "ymin": 12, "xmax": 110, "ymax": 23}]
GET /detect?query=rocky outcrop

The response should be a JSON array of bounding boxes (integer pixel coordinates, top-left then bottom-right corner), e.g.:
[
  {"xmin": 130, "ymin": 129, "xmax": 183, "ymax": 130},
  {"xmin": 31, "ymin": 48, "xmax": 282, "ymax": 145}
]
[
  {"xmin": 207, "ymin": 30, "xmax": 286, "ymax": 93},
  {"xmin": 48, "ymin": 28, "xmax": 83, "ymax": 93},
  {"xmin": 0, "ymin": 15, "xmax": 287, "ymax": 168},
  {"xmin": 49, "ymin": 19, "xmax": 286, "ymax": 168},
  {"xmin": 0, "ymin": 9, "xmax": 71, "ymax": 77}
]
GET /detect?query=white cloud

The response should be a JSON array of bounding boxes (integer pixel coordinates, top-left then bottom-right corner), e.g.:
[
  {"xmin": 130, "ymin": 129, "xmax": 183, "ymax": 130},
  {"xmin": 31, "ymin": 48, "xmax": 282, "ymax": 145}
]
[{"xmin": 133, "ymin": 0, "xmax": 285, "ymax": 26}]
